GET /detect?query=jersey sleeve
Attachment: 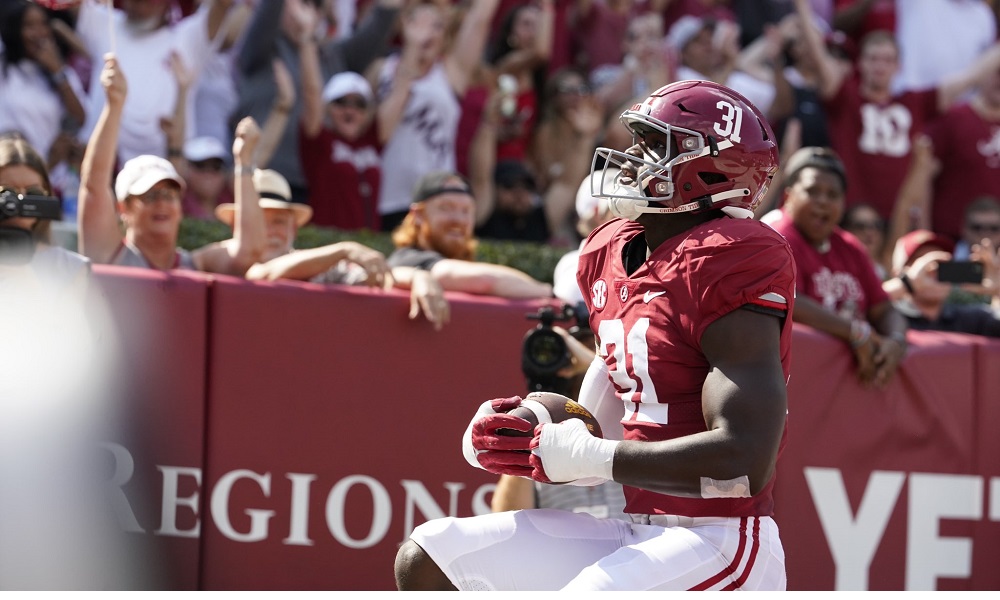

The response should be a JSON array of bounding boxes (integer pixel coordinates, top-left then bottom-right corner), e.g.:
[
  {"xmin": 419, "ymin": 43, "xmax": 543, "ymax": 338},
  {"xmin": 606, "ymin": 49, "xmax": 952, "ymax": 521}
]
[{"xmin": 686, "ymin": 228, "xmax": 796, "ymax": 346}]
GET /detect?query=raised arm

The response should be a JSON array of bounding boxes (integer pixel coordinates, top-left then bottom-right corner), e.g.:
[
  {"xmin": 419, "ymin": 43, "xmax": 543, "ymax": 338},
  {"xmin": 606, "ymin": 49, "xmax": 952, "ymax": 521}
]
[
  {"xmin": 469, "ymin": 91, "xmax": 499, "ymax": 227},
  {"xmin": 492, "ymin": 0, "xmax": 553, "ymax": 76},
  {"xmin": 444, "ymin": 0, "xmax": 501, "ymax": 96},
  {"xmin": 194, "ymin": 118, "xmax": 266, "ymax": 275},
  {"xmin": 255, "ymin": 58, "xmax": 297, "ymax": 168},
  {"xmin": 793, "ymin": 0, "xmax": 846, "ymax": 101},
  {"xmin": 328, "ymin": 0, "xmax": 404, "ymax": 76},
  {"xmin": 77, "ymin": 54, "xmax": 126, "ymax": 264},
  {"xmin": 298, "ymin": 14, "xmax": 325, "ymax": 139},
  {"xmin": 429, "ymin": 259, "xmax": 552, "ymax": 299},
  {"xmin": 162, "ymin": 51, "xmax": 195, "ymax": 172},
  {"xmin": 938, "ymin": 42, "xmax": 1000, "ymax": 111},
  {"xmin": 235, "ymin": 0, "xmax": 284, "ymax": 75},
  {"xmin": 26, "ymin": 21, "xmax": 84, "ymax": 126},
  {"xmin": 883, "ymin": 134, "xmax": 936, "ymax": 267}
]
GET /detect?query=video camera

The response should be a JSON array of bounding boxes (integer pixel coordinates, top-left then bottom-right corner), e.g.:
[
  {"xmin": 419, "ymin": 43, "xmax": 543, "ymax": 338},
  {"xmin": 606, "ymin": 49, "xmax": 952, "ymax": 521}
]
[
  {"xmin": 521, "ymin": 302, "xmax": 592, "ymax": 395},
  {"xmin": 0, "ymin": 188, "xmax": 63, "ymax": 266}
]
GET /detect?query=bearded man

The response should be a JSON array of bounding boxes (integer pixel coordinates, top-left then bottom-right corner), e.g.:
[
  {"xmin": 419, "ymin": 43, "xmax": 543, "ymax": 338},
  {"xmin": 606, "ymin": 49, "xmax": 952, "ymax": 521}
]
[{"xmin": 387, "ymin": 171, "xmax": 554, "ymax": 299}]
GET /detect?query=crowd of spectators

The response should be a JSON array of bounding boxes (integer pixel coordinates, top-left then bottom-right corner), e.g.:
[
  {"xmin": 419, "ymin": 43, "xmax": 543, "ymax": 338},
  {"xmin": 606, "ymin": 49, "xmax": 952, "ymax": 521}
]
[{"xmin": 2, "ymin": 0, "xmax": 1000, "ymax": 352}]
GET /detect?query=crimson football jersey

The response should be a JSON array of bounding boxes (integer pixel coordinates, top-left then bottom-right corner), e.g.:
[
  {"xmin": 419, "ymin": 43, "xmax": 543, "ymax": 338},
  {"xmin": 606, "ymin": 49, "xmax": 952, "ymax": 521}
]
[
  {"xmin": 576, "ymin": 217, "xmax": 796, "ymax": 518},
  {"xmin": 824, "ymin": 77, "xmax": 939, "ymax": 220}
]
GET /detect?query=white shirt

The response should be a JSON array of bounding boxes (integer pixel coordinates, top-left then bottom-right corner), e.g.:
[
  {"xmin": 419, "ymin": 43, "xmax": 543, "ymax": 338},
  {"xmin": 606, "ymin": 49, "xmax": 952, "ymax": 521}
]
[
  {"xmin": 75, "ymin": 1, "xmax": 214, "ymax": 162},
  {"xmin": 894, "ymin": 0, "xmax": 997, "ymax": 94},
  {"xmin": 0, "ymin": 59, "xmax": 86, "ymax": 158}
]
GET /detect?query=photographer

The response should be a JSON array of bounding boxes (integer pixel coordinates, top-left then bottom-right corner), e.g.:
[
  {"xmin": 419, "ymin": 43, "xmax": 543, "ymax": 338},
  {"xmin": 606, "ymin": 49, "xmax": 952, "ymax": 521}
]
[
  {"xmin": 491, "ymin": 302, "xmax": 627, "ymax": 520},
  {"xmin": 0, "ymin": 135, "xmax": 90, "ymax": 295},
  {"xmin": 884, "ymin": 230, "xmax": 1000, "ymax": 338}
]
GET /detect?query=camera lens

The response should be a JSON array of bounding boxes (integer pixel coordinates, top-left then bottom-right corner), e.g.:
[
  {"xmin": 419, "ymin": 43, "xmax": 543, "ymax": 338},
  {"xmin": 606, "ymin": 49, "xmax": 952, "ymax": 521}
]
[{"xmin": 524, "ymin": 329, "xmax": 566, "ymax": 369}]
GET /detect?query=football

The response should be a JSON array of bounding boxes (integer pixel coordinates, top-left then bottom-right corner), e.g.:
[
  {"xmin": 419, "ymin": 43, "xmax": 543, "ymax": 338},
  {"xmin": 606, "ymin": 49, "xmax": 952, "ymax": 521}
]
[{"xmin": 498, "ymin": 391, "xmax": 603, "ymax": 439}]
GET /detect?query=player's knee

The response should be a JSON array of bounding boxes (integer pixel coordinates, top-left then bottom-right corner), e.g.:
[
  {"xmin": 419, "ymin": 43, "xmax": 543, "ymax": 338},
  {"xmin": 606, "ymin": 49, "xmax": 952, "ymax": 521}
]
[{"xmin": 394, "ymin": 539, "xmax": 455, "ymax": 591}]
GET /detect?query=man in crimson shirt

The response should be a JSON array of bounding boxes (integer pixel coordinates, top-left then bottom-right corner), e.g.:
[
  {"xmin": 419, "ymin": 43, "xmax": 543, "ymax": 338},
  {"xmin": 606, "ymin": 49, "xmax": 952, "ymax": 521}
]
[{"xmin": 793, "ymin": 0, "xmax": 1000, "ymax": 222}]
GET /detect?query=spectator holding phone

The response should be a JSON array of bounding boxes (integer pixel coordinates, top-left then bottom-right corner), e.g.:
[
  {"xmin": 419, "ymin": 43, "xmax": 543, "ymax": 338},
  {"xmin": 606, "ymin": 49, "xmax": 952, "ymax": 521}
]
[{"xmin": 885, "ymin": 230, "xmax": 1000, "ymax": 337}]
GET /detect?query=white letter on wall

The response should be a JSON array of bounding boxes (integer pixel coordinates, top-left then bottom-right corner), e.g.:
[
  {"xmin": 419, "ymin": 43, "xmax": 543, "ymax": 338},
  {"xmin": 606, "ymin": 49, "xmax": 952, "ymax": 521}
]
[
  {"xmin": 156, "ymin": 466, "xmax": 202, "ymax": 538},
  {"xmin": 906, "ymin": 473, "xmax": 982, "ymax": 590},
  {"xmin": 326, "ymin": 475, "xmax": 391, "ymax": 549},
  {"xmin": 210, "ymin": 470, "xmax": 275, "ymax": 542},
  {"xmin": 284, "ymin": 473, "xmax": 316, "ymax": 546},
  {"xmin": 99, "ymin": 442, "xmax": 144, "ymax": 533},
  {"xmin": 805, "ymin": 467, "xmax": 904, "ymax": 590}
]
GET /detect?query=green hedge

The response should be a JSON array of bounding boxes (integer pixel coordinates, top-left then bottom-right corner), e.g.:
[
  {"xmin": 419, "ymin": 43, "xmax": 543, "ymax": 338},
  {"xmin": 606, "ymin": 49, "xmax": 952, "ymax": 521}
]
[{"xmin": 177, "ymin": 218, "xmax": 569, "ymax": 284}]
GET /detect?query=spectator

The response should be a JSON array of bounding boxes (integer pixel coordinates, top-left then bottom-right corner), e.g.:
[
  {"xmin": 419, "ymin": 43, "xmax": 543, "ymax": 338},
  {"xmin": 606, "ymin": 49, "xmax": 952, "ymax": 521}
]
[
  {"xmin": 486, "ymin": 0, "xmax": 553, "ymax": 163},
  {"xmin": 668, "ymin": 14, "xmax": 778, "ymax": 118},
  {"xmin": 894, "ymin": 0, "xmax": 996, "ymax": 95},
  {"xmin": 77, "ymin": 55, "xmax": 264, "ymax": 275},
  {"xmin": 955, "ymin": 197, "xmax": 1000, "ymax": 262},
  {"xmin": 885, "ymin": 229, "xmax": 1000, "ymax": 337},
  {"xmin": 0, "ymin": 0, "xmax": 85, "ymax": 160},
  {"xmin": 232, "ymin": 0, "xmax": 402, "ymax": 204},
  {"xmin": 768, "ymin": 146, "xmax": 908, "ymax": 388},
  {"xmin": 528, "ymin": 67, "xmax": 604, "ymax": 243},
  {"xmin": 568, "ymin": 0, "xmax": 637, "ymax": 82},
  {"xmin": 591, "ymin": 12, "xmax": 672, "ymax": 117},
  {"xmin": 890, "ymin": 69, "xmax": 1000, "ymax": 243},
  {"xmin": 475, "ymin": 160, "xmax": 549, "ymax": 243},
  {"xmin": 217, "ymin": 167, "xmax": 450, "ymax": 330},
  {"xmin": 794, "ymin": 0, "xmax": 1000, "ymax": 222},
  {"xmin": 387, "ymin": 170, "xmax": 554, "ymax": 299},
  {"xmin": 67, "ymin": 0, "xmax": 235, "ymax": 163},
  {"xmin": 300, "ymin": 45, "xmax": 382, "ymax": 230},
  {"xmin": 551, "ymin": 167, "xmax": 618, "ymax": 305},
  {"xmin": 192, "ymin": 0, "xmax": 252, "ymax": 148},
  {"xmin": 372, "ymin": 0, "xmax": 499, "ymax": 231},
  {"xmin": 180, "ymin": 136, "xmax": 234, "ymax": 221},
  {"xmin": 0, "ymin": 135, "xmax": 90, "ymax": 296},
  {"xmin": 840, "ymin": 202, "xmax": 887, "ymax": 279}
]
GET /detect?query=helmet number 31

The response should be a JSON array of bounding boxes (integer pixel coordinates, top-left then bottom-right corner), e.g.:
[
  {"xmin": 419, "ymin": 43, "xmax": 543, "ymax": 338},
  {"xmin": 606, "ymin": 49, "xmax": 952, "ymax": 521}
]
[{"xmin": 713, "ymin": 101, "xmax": 743, "ymax": 143}]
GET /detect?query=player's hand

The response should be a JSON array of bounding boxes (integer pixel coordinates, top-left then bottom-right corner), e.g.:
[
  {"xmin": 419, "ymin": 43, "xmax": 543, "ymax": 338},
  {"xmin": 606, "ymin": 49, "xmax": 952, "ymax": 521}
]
[
  {"xmin": 462, "ymin": 397, "xmax": 533, "ymax": 476},
  {"xmin": 528, "ymin": 419, "xmax": 618, "ymax": 485}
]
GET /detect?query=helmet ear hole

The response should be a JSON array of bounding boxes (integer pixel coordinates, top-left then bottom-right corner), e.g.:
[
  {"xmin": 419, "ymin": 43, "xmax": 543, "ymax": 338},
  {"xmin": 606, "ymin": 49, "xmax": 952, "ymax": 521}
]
[{"xmin": 698, "ymin": 172, "xmax": 728, "ymax": 186}]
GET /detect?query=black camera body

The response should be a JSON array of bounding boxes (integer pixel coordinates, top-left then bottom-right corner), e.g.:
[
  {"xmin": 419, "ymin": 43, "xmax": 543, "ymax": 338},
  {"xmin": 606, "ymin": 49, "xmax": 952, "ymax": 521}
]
[
  {"xmin": 0, "ymin": 189, "xmax": 62, "ymax": 221},
  {"xmin": 521, "ymin": 302, "xmax": 592, "ymax": 395},
  {"xmin": 0, "ymin": 189, "xmax": 63, "ymax": 266}
]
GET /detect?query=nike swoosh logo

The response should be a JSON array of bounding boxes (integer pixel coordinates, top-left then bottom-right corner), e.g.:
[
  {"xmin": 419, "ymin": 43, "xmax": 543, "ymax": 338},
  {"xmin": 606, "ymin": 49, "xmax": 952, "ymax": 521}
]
[{"xmin": 643, "ymin": 291, "xmax": 666, "ymax": 303}]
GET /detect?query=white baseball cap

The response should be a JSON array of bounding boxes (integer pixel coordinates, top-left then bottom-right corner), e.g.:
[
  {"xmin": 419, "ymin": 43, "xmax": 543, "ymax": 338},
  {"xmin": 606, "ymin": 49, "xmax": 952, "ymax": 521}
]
[
  {"xmin": 321, "ymin": 71, "xmax": 374, "ymax": 104},
  {"xmin": 183, "ymin": 136, "xmax": 228, "ymax": 163},
  {"xmin": 115, "ymin": 155, "xmax": 186, "ymax": 202}
]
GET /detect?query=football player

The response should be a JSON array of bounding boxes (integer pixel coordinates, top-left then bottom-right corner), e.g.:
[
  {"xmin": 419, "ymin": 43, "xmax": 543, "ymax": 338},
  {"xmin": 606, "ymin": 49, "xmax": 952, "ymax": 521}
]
[{"xmin": 394, "ymin": 81, "xmax": 796, "ymax": 591}]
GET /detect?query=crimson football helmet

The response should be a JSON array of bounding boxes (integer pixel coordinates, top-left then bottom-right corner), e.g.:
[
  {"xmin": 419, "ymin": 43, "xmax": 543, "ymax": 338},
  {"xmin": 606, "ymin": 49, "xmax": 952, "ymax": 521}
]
[{"xmin": 592, "ymin": 80, "xmax": 779, "ymax": 220}]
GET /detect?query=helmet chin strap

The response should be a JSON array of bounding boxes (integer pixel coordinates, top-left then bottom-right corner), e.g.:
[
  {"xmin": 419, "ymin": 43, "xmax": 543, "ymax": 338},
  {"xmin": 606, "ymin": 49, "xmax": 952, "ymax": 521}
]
[{"xmin": 608, "ymin": 188, "xmax": 753, "ymax": 222}]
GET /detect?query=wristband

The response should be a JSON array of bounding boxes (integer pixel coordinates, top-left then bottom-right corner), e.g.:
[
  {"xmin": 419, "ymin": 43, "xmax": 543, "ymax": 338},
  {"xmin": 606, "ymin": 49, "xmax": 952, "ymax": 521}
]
[
  {"xmin": 48, "ymin": 67, "xmax": 68, "ymax": 87},
  {"xmin": 900, "ymin": 273, "xmax": 915, "ymax": 295},
  {"xmin": 234, "ymin": 165, "xmax": 256, "ymax": 176},
  {"xmin": 167, "ymin": 147, "xmax": 182, "ymax": 158},
  {"xmin": 849, "ymin": 319, "xmax": 872, "ymax": 349}
]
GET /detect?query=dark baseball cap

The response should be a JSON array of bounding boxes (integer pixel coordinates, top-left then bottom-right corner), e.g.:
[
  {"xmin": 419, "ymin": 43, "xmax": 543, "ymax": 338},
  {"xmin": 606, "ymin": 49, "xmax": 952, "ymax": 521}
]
[
  {"xmin": 411, "ymin": 170, "xmax": 473, "ymax": 204},
  {"xmin": 783, "ymin": 146, "xmax": 847, "ymax": 191}
]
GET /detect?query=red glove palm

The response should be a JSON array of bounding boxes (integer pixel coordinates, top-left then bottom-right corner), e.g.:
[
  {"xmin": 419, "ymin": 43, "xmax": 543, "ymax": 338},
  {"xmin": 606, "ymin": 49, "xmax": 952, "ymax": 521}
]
[{"xmin": 462, "ymin": 396, "xmax": 534, "ymax": 476}]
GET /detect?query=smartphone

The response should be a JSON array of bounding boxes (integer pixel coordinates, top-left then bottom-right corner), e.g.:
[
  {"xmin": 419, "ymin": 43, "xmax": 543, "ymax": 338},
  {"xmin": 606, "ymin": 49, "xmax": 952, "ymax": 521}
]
[{"xmin": 936, "ymin": 261, "xmax": 984, "ymax": 284}]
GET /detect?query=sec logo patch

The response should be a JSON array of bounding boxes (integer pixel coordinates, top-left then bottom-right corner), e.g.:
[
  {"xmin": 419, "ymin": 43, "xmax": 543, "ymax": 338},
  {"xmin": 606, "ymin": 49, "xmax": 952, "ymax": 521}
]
[{"xmin": 591, "ymin": 279, "xmax": 608, "ymax": 310}]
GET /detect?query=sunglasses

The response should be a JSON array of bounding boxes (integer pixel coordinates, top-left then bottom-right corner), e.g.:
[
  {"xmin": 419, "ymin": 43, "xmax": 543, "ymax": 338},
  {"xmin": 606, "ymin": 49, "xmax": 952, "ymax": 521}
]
[
  {"xmin": 190, "ymin": 159, "xmax": 225, "ymax": 173},
  {"xmin": 134, "ymin": 188, "xmax": 181, "ymax": 204},
  {"xmin": 967, "ymin": 222, "xmax": 1000, "ymax": 234},
  {"xmin": 332, "ymin": 97, "xmax": 370, "ymax": 110}
]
